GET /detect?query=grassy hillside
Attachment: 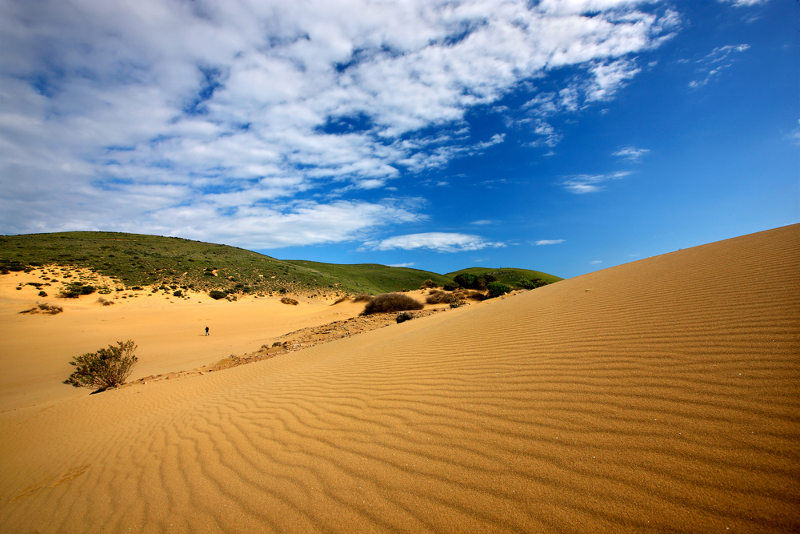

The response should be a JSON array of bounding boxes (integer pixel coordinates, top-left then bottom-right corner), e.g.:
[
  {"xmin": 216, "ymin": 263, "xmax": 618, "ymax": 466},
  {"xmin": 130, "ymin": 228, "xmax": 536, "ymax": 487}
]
[
  {"xmin": 285, "ymin": 260, "xmax": 453, "ymax": 294},
  {"xmin": 0, "ymin": 232, "xmax": 562, "ymax": 297},
  {"xmin": 446, "ymin": 267, "xmax": 562, "ymax": 288},
  {"xmin": 0, "ymin": 232, "xmax": 352, "ymax": 297}
]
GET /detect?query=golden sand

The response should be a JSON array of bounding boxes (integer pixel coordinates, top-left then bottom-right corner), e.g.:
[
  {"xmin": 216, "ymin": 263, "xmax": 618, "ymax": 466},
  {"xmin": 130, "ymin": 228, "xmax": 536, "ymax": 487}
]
[{"xmin": 1, "ymin": 224, "xmax": 798, "ymax": 533}]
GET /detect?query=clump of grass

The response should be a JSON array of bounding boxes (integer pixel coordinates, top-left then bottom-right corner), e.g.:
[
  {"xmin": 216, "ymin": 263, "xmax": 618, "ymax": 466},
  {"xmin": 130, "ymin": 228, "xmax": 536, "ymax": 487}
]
[
  {"xmin": 332, "ymin": 295, "xmax": 350, "ymax": 305},
  {"xmin": 352, "ymin": 293, "xmax": 373, "ymax": 302},
  {"xmin": 281, "ymin": 297, "xmax": 299, "ymax": 305},
  {"xmin": 19, "ymin": 303, "xmax": 63, "ymax": 315},
  {"xmin": 362, "ymin": 293, "xmax": 423, "ymax": 315},
  {"xmin": 97, "ymin": 297, "xmax": 114, "ymax": 306},
  {"xmin": 426, "ymin": 290, "xmax": 454, "ymax": 304}
]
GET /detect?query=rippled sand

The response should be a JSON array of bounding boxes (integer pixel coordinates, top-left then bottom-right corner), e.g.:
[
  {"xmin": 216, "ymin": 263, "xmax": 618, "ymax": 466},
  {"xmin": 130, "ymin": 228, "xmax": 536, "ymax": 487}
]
[{"xmin": 1, "ymin": 224, "xmax": 798, "ymax": 533}]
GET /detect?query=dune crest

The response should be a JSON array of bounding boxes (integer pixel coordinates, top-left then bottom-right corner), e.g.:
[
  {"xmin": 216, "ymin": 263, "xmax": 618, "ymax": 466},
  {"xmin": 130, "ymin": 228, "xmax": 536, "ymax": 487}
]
[{"xmin": 1, "ymin": 224, "xmax": 798, "ymax": 533}]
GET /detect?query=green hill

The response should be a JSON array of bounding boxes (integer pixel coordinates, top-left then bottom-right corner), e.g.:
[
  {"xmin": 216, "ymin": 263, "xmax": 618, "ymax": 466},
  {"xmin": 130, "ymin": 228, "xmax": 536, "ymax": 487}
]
[
  {"xmin": 446, "ymin": 267, "xmax": 562, "ymax": 288},
  {"xmin": 285, "ymin": 260, "xmax": 453, "ymax": 294},
  {"xmin": 0, "ymin": 232, "xmax": 561, "ymax": 297}
]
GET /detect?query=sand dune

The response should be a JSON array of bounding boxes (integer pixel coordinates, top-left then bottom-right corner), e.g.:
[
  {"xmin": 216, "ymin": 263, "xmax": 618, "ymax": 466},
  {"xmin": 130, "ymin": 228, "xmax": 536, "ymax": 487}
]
[{"xmin": 1, "ymin": 224, "xmax": 798, "ymax": 533}]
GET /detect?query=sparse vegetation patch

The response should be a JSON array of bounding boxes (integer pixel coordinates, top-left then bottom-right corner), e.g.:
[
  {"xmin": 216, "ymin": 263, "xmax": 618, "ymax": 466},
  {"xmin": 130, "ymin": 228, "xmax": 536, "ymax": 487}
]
[
  {"xmin": 63, "ymin": 340, "xmax": 138, "ymax": 392},
  {"xmin": 362, "ymin": 293, "xmax": 424, "ymax": 315}
]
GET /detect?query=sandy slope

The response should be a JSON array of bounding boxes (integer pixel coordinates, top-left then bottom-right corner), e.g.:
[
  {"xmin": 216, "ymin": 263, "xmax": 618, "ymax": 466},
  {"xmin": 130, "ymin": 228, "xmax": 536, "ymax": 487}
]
[{"xmin": 1, "ymin": 224, "xmax": 798, "ymax": 533}]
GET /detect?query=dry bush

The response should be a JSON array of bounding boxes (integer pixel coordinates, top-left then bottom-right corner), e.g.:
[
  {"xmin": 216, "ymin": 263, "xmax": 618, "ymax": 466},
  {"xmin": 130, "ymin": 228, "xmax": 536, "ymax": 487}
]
[
  {"xmin": 455, "ymin": 289, "xmax": 486, "ymax": 301},
  {"xmin": 420, "ymin": 279, "xmax": 438, "ymax": 289},
  {"xmin": 281, "ymin": 297, "xmax": 299, "ymax": 305},
  {"xmin": 426, "ymin": 290, "xmax": 454, "ymax": 304},
  {"xmin": 362, "ymin": 293, "xmax": 424, "ymax": 315},
  {"xmin": 97, "ymin": 297, "xmax": 115, "ymax": 306},
  {"xmin": 352, "ymin": 293, "xmax": 373, "ymax": 302},
  {"xmin": 332, "ymin": 296, "xmax": 350, "ymax": 305},
  {"xmin": 19, "ymin": 303, "xmax": 63, "ymax": 315},
  {"xmin": 450, "ymin": 297, "xmax": 465, "ymax": 308},
  {"xmin": 63, "ymin": 340, "xmax": 138, "ymax": 391}
]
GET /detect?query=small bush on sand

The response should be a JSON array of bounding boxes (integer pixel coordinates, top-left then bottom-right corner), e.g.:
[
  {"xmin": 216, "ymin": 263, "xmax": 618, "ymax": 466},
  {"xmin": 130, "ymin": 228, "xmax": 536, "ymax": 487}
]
[
  {"xmin": 420, "ymin": 279, "xmax": 438, "ymax": 289},
  {"xmin": 173, "ymin": 290, "xmax": 183, "ymax": 297},
  {"xmin": 209, "ymin": 290, "xmax": 226, "ymax": 300},
  {"xmin": 97, "ymin": 297, "xmax": 114, "ymax": 306},
  {"xmin": 63, "ymin": 340, "xmax": 138, "ymax": 392},
  {"xmin": 281, "ymin": 297, "xmax": 299, "ymax": 305},
  {"xmin": 59, "ymin": 283, "xmax": 96, "ymax": 298},
  {"xmin": 19, "ymin": 303, "xmax": 64, "ymax": 315},
  {"xmin": 487, "ymin": 282, "xmax": 512, "ymax": 298},
  {"xmin": 426, "ymin": 290, "xmax": 454, "ymax": 304},
  {"xmin": 38, "ymin": 290, "xmax": 48, "ymax": 297},
  {"xmin": 332, "ymin": 296, "xmax": 350, "ymax": 305},
  {"xmin": 396, "ymin": 311, "xmax": 414, "ymax": 323},
  {"xmin": 449, "ymin": 297, "xmax": 465, "ymax": 308},
  {"xmin": 352, "ymin": 293, "xmax": 373, "ymax": 302},
  {"xmin": 362, "ymin": 293, "xmax": 423, "ymax": 315}
]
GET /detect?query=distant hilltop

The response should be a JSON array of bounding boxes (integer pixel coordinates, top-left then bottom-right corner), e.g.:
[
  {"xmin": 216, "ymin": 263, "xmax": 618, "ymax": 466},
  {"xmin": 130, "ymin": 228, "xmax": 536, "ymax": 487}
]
[{"xmin": 0, "ymin": 232, "xmax": 562, "ymax": 298}]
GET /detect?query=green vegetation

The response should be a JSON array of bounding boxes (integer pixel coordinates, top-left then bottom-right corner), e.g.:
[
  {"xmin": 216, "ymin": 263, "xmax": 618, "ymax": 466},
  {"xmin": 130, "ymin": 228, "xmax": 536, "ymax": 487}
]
[
  {"xmin": 59, "ymin": 282, "xmax": 96, "ymax": 298},
  {"xmin": 362, "ymin": 293, "xmax": 424, "ymax": 315},
  {"xmin": 447, "ymin": 267, "xmax": 561, "ymax": 289},
  {"xmin": 486, "ymin": 282, "xmax": 512, "ymax": 298},
  {"xmin": 0, "ymin": 232, "xmax": 562, "ymax": 297},
  {"xmin": 285, "ymin": 260, "xmax": 453, "ymax": 294},
  {"xmin": 63, "ymin": 340, "xmax": 138, "ymax": 392}
]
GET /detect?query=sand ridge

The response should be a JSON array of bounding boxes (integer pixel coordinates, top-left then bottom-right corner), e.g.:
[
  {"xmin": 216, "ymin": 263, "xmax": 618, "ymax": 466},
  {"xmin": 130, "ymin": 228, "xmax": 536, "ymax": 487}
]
[{"xmin": 0, "ymin": 224, "xmax": 798, "ymax": 533}]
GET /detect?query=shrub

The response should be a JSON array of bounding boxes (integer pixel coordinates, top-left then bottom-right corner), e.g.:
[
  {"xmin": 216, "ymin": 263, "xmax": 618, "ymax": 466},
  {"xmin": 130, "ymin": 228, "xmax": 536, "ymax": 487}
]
[
  {"xmin": 420, "ymin": 279, "xmax": 438, "ymax": 289},
  {"xmin": 519, "ymin": 278, "xmax": 548, "ymax": 289},
  {"xmin": 281, "ymin": 297, "xmax": 299, "ymax": 305},
  {"xmin": 487, "ymin": 282, "xmax": 512, "ymax": 298},
  {"xmin": 38, "ymin": 290, "xmax": 48, "ymax": 297},
  {"xmin": 173, "ymin": 290, "xmax": 183, "ymax": 297},
  {"xmin": 426, "ymin": 290, "xmax": 454, "ymax": 304},
  {"xmin": 63, "ymin": 340, "xmax": 138, "ymax": 391},
  {"xmin": 19, "ymin": 303, "xmax": 63, "ymax": 315},
  {"xmin": 59, "ymin": 283, "xmax": 96, "ymax": 298},
  {"xmin": 352, "ymin": 293, "xmax": 373, "ymax": 302},
  {"xmin": 396, "ymin": 311, "xmax": 414, "ymax": 323},
  {"xmin": 443, "ymin": 283, "xmax": 458, "ymax": 291},
  {"xmin": 449, "ymin": 297, "xmax": 465, "ymax": 308},
  {"xmin": 453, "ymin": 273, "xmax": 478, "ymax": 290},
  {"xmin": 209, "ymin": 290, "xmax": 226, "ymax": 300},
  {"xmin": 332, "ymin": 296, "xmax": 350, "ymax": 305},
  {"xmin": 362, "ymin": 293, "xmax": 424, "ymax": 315},
  {"xmin": 97, "ymin": 297, "xmax": 114, "ymax": 306}
]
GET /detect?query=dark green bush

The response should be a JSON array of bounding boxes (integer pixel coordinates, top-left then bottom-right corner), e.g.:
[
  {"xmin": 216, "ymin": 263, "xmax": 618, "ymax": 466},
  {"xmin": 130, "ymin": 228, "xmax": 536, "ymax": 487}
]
[
  {"xmin": 173, "ymin": 290, "xmax": 183, "ymax": 297},
  {"xmin": 443, "ymin": 283, "xmax": 458, "ymax": 291},
  {"xmin": 487, "ymin": 282, "xmax": 512, "ymax": 298},
  {"xmin": 453, "ymin": 273, "xmax": 478, "ymax": 289},
  {"xmin": 38, "ymin": 290, "xmax": 47, "ymax": 297},
  {"xmin": 209, "ymin": 290, "xmax": 226, "ymax": 300},
  {"xmin": 63, "ymin": 340, "xmax": 138, "ymax": 392},
  {"xmin": 519, "ymin": 278, "xmax": 548, "ymax": 289},
  {"xmin": 362, "ymin": 293, "xmax": 424, "ymax": 315},
  {"xmin": 59, "ymin": 283, "xmax": 96, "ymax": 298}
]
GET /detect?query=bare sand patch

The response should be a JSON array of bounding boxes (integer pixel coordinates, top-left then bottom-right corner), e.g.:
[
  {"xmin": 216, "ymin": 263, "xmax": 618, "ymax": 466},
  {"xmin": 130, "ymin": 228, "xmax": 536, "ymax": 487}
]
[{"xmin": 1, "ymin": 224, "xmax": 798, "ymax": 533}]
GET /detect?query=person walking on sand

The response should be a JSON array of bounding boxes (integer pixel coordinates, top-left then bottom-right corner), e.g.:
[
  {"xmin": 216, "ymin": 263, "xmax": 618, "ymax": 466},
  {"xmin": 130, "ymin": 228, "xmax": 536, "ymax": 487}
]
[{"xmin": 205, "ymin": 326, "xmax": 209, "ymax": 336}]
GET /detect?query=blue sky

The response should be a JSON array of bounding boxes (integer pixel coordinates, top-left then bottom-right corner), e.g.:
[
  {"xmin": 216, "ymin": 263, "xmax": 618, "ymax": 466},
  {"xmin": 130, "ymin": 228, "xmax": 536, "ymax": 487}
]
[{"xmin": 0, "ymin": 0, "xmax": 797, "ymax": 279}]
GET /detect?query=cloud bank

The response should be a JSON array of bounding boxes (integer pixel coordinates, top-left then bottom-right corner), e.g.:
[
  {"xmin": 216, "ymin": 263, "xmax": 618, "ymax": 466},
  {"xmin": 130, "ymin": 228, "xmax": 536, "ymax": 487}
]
[{"xmin": 0, "ymin": 0, "xmax": 678, "ymax": 249}]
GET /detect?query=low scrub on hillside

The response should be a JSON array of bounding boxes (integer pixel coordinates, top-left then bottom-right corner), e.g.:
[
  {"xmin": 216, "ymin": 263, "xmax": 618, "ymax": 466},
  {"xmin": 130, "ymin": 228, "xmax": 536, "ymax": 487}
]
[
  {"xmin": 59, "ymin": 282, "xmax": 96, "ymax": 298},
  {"xmin": 281, "ymin": 297, "xmax": 299, "ymax": 305},
  {"xmin": 19, "ymin": 303, "xmax": 63, "ymax": 315},
  {"xmin": 352, "ymin": 293, "xmax": 373, "ymax": 302},
  {"xmin": 362, "ymin": 293, "xmax": 424, "ymax": 315}
]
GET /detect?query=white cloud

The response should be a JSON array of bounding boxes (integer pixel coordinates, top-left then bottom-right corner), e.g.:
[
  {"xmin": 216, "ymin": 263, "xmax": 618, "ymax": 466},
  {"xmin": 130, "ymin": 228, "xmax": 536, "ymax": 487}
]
[
  {"xmin": 689, "ymin": 44, "xmax": 750, "ymax": 88},
  {"xmin": 535, "ymin": 239, "xmax": 565, "ymax": 245},
  {"xmin": 389, "ymin": 262, "xmax": 415, "ymax": 268},
  {"xmin": 363, "ymin": 232, "xmax": 505, "ymax": 253},
  {"xmin": 717, "ymin": 0, "xmax": 769, "ymax": 6},
  {"xmin": 562, "ymin": 171, "xmax": 631, "ymax": 193},
  {"xmin": 0, "ymin": 0, "xmax": 678, "ymax": 246},
  {"xmin": 590, "ymin": 260, "xmax": 603, "ymax": 264},
  {"xmin": 613, "ymin": 145, "xmax": 650, "ymax": 161}
]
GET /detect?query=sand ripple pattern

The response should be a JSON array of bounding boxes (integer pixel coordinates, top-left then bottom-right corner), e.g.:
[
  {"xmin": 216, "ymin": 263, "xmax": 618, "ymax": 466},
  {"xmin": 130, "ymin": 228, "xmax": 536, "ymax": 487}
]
[{"xmin": 1, "ymin": 224, "xmax": 798, "ymax": 533}]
